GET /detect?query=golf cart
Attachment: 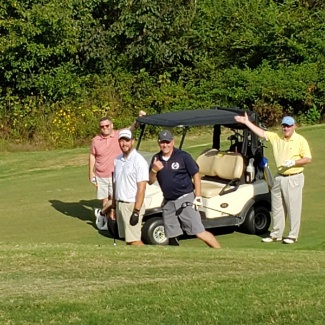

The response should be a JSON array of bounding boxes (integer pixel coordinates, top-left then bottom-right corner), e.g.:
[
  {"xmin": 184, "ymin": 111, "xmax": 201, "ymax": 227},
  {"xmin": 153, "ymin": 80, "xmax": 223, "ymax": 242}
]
[{"xmin": 112, "ymin": 107, "xmax": 272, "ymax": 245}]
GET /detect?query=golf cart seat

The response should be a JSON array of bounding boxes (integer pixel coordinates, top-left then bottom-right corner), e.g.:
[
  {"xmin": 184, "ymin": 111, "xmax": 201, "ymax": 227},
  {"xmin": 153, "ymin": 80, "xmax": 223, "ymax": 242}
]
[{"xmin": 196, "ymin": 149, "xmax": 244, "ymax": 198}]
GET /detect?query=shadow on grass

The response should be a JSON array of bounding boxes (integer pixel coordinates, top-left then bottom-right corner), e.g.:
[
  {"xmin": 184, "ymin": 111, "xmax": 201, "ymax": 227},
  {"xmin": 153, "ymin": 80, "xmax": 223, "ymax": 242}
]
[
  {"xmin": 49, "ymin": 199, "xmax": 115, "ymax": 239},
  {"xmin": 49, "ymin": 199, "xmax": 268, "ymax": 245},
  {"xmin": 235, "ymin": 226, "xmax": 271, "ymax": 240}
]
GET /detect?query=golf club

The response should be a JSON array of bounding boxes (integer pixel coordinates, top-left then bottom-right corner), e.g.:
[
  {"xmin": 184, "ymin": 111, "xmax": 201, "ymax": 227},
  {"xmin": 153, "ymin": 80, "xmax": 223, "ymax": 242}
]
[
  {"xmin": 264, "ymin": 163, "xmax": 274, "ymax": 188},
  {"xmin": 179, "ymin": 201, "xmax": 227, "ymax": 215},
  {"xmin": 113, "ymin": 216, "xmax": 117, "ymax": 246},
  {"xmin": 111, "ymin": 171, "xmax": 117, "ymax": 247}
]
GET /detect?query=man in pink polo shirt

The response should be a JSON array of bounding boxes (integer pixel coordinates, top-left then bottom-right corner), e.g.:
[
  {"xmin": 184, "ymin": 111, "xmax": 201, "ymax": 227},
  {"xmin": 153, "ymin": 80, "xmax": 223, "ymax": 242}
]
[{"xmin": 89, "ymin": 111, "xmax": 146, "ymax": 226}]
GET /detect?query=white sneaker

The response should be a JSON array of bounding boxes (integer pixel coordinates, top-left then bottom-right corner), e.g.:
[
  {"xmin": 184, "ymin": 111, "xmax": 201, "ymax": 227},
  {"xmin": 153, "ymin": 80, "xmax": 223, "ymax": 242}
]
[
  {"xmin": 94, "ymin": 209, "xmax": 108, "ymax": 231},
  {"xmin": 262, "ymin": 237, "xmax": 282, "ymax": 243},
  {"xmin": 283, "ymin": 237, "xmax": 297, "ymax": 244},
  {"xmin": 94, "ymin": 208, "xmax": 102, "ymax": 221}
]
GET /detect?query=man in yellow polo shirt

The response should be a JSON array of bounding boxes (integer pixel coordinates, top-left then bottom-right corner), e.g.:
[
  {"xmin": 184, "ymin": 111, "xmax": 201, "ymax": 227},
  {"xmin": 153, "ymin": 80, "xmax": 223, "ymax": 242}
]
[{"xmin": 234, "ymin": 113, "xmax": 312, "ymax": 244}]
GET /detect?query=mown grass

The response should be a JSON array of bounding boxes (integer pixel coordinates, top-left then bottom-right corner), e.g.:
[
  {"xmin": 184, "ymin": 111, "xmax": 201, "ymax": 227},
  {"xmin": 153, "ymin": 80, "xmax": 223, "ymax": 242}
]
[
  {"xmin": 0, "ymin": 124, "xmax": 325, "ymax": 324},
  {"xmin": 1, "ymin": 245, "xmax": 324, "ymax": 325}
]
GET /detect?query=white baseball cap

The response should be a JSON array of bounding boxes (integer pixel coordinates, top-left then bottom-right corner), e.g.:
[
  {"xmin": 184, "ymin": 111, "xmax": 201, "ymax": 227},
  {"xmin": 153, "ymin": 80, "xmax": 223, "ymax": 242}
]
[{"xmin": 118, "ymin": 129, "xmax": 133, "ymax": 140}]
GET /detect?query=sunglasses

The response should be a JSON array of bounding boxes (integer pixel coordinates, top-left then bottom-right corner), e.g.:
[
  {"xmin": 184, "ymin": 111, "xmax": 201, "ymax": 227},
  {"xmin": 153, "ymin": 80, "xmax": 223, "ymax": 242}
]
[
  {"xmin": 282, "ymin": 124, "xmax": 293, "ymax": 128},
  {"xmin": 100, "ymin": 124, "xmax": 111, "ymax": 129}
]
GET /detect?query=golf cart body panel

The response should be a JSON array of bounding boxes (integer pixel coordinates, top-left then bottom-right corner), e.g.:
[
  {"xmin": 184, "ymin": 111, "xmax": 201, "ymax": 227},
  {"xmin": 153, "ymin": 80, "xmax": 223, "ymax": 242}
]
[
  {"xmin": 135, "ymin": 107, "xmax": 271, "ymax": 245},
  {"xmin": 143, "ymin": 182, "xmax": 164, "ymax": 217},
  {"xmin": 200, "ymin": 180, "xmax": 270, "ymax": 218}
]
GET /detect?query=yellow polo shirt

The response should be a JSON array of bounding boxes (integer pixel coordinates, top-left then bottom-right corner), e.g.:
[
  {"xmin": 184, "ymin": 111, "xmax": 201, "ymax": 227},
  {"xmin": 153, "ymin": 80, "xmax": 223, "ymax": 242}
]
[{"xmin": 265, "ymin": 131, "xmax": 312, "ymax": 175}]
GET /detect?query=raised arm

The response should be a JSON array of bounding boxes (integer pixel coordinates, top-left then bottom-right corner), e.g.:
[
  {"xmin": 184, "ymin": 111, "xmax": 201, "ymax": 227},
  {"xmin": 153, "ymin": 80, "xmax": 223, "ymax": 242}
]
[
  {"xmin": 234, "ymin": 112, "xmax": 266, "ymax": 139},
  {"xmin": 129, "ymin": 110, "xmax": 146, "ymax": 132},
  {"xmin": 149, "ymin": 156, "xmax": 163, "ymax": 185},
  {"xmin": 192, "ymin": 172, "xmax": 202, "ymax": 197}
]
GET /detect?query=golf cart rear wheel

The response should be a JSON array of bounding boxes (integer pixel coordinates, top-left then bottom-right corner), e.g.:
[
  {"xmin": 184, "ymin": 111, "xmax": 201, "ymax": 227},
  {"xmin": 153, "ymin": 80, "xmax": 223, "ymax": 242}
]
[
  {"xmin": 142, "ymin": 217, "xmax": 168, "ymax": 245},
  {"xmin": 242, "ymin": 206, "xmax": 271, "ymax": 235}
]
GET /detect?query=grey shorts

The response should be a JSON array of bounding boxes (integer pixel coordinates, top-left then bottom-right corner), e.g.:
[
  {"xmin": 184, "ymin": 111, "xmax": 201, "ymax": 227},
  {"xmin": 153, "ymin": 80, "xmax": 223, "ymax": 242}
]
[
  {"xmin": 96, "ymin": 177, "xmax": 113, "ymax": 200},
  {"xmin": 162, "ymin": 192, "xmax": 205, "ymax": 238}
]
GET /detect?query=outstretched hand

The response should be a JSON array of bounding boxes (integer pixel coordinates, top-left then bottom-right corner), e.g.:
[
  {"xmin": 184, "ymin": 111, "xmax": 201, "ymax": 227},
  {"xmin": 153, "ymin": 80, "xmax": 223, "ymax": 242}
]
[{"xmin": 234, "ymin": 112, "xmax": 249, "ymax": 124}]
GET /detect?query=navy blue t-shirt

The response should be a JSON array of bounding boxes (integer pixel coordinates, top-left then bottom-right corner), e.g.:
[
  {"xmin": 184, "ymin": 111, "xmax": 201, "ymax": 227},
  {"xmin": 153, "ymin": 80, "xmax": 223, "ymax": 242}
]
[{"xmin": 150, "ymin": 148, "xmax": 199, "ymax": 200}]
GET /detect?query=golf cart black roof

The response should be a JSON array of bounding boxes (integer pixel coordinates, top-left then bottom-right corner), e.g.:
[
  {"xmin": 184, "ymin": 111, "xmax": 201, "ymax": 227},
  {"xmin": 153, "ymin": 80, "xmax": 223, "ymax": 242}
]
[
  {"xmin": 135, "ymin": 107, "xmax": 261, "ymax": 157},
  {"xmin": 136, "ymin": 106, "xmax": 256, "ymax": 128}
]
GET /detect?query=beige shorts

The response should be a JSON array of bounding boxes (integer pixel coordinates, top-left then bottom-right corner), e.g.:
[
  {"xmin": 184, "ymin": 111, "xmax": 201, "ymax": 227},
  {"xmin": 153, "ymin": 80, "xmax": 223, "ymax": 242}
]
[
  {"xmin": 96, "ymin": 177, "xmax": 113, "ymax": 200},
  {"xmin": 116, "ymin": 201, "xmax": 145, "ymax": 242}
]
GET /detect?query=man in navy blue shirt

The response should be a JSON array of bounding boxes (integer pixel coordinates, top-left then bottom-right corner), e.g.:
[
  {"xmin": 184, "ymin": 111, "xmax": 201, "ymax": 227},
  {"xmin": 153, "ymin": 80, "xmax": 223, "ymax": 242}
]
[{"xmin": 149, "ymin": 130, "xmax": 221, "ymax": 248}]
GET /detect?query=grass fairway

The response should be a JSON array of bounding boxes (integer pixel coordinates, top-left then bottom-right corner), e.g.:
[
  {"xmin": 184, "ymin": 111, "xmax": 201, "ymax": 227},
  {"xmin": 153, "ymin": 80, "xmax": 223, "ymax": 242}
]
[{"xmin": 0, "ymin": 125, "xmax": 325, "ymax": 324}]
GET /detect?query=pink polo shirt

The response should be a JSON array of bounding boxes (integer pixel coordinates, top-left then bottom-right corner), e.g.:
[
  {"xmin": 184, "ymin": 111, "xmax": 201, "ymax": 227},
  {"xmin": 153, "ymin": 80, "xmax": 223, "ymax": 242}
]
[{"xmin": 90, "ymin": 130, "xmax": 122, "ymax": 178}]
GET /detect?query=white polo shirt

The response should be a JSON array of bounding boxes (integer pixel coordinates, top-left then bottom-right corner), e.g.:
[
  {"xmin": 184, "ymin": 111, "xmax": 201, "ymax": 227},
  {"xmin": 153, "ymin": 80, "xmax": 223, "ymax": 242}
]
[{"xmin": 114, "ymin": 149, "xmax": 149, "ymax": 202}]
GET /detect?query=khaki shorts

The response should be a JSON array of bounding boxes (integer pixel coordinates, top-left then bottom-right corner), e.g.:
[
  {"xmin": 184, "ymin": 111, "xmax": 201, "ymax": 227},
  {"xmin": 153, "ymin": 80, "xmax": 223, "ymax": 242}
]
[
  {"xmin": 116, "ymin": 201, "xmax": 145, "ymax": 242},
  {"xmin": 96, "ymin": 177, "xmax": 113, "ymax": 200}
]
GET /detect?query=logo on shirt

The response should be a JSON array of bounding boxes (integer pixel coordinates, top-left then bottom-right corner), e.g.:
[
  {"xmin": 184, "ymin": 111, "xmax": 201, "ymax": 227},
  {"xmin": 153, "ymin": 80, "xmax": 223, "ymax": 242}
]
[{"xmin": 171, "ymin": 162, "xmax": 180, "ymax": 170}]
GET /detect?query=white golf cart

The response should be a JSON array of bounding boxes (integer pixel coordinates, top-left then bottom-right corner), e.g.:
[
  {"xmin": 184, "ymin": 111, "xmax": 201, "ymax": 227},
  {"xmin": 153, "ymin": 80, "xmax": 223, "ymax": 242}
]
[{"xmin": 111, "ymin": 107, "xmax": 272, "ymax": 245}]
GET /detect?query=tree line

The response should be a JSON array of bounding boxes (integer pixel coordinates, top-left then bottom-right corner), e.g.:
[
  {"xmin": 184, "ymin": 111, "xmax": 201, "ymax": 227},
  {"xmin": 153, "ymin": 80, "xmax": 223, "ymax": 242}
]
[{"xmin": 0, "ymin": 0, "xmax": 324, "ymax": 147}]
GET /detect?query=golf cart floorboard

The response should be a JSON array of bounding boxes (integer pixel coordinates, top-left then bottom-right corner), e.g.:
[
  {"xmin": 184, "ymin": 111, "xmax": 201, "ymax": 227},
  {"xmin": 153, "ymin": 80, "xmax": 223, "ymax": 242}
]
[{"xmin": 201, "ymin": 215, "xmax": 242, "ymax": 229}]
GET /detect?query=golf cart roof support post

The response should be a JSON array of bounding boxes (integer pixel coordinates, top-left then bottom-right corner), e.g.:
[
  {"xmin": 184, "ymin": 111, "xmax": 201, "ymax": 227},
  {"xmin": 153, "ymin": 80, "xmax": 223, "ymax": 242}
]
[
  {"xmin": 213, "ymin": 125, "xmax": 221, "ymax": 150},
  {"xmin": 179, "ymin": 127, "xmax": 189, "ymax": 149},
  {"xmin": 242, "ymin": 129, "xmax": 248, "ymax": 156},
  {"xmin": 136, "ymin": 123, "xmax": 146, "ymax": 150},
  {"xmin": 251, "ymin": 112, "xmax": 260, "ymax": 156}
]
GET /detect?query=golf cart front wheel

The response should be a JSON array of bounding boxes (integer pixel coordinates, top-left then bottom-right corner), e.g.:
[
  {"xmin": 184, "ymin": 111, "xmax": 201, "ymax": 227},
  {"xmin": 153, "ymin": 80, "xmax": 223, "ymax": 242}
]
[
  {"xmin": 242, "ymin": 206, "xmax": 271, "ymax": 235},
  {"xmin": 142, "ymin": 217, "xmax": 168, "ymax": 245}
]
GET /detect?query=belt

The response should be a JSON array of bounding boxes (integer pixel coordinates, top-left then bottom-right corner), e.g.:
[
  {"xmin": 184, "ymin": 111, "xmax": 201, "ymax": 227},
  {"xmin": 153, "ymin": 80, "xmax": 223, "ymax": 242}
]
[
  {"xmin": 279, "ymin": 172, "xmax": 303, "ymax": 177},
  {"xmin": 117, "ymin": 200, "xmax": 132, "ymax": 204}
]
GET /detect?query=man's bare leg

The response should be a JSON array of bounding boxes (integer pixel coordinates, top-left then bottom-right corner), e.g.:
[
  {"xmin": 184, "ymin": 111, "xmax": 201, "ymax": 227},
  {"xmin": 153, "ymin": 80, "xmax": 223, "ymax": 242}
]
[
  {"xmin": 101, "ymin": 198, "xmax": 113, "ymax": 215},
  {"xmin": 196, "ymin": 231, "xmax": 221, "ymax": 248},
  {"xmin": 127, "ymin": 241, "xmax": 144, "ymax": 246}
]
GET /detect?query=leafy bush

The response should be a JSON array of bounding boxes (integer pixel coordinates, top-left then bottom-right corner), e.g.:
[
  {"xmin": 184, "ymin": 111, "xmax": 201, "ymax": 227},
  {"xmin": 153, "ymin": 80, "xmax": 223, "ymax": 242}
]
[
  {"xmin": 298, "ymin": 105, "xmax": 322, "ymax": 125},
  {"xmin": 0, "ymin": 0, "xmax": 324, "ymax": 148}
]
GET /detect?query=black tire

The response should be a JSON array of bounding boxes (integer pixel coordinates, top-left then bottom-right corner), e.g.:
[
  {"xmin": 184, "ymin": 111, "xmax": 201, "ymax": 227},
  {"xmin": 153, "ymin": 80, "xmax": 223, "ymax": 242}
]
[
  {"xmin": 141, "ymin": 216, "xmax": 168, "ymax": 245},
  {"xmin": 241, "ymin": 205, "xmax": 271, "ymax": 235}
]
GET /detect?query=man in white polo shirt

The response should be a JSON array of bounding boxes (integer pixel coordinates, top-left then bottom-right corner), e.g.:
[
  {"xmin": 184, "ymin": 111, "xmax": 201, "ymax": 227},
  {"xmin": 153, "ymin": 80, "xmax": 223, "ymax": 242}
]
[{"xmin": 109, "ymin": 129, "xmax": 149, "ymax": 246}]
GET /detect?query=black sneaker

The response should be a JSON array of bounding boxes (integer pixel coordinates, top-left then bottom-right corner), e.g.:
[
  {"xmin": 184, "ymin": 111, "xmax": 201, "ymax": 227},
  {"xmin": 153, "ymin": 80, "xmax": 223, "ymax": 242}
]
[{"xmin": 169, "ymin": 237, "xmax": 180, "ymax": 246}]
